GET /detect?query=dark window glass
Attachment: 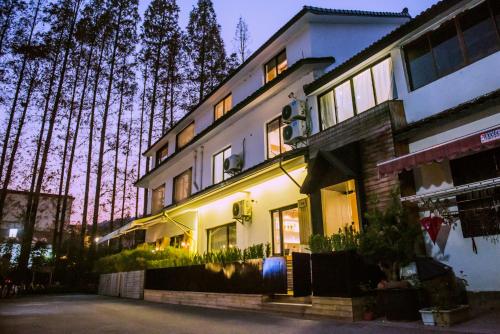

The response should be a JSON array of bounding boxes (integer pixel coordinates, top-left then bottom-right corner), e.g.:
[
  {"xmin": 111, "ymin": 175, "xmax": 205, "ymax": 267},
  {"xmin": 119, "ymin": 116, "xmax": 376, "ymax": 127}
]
[
  {"xmin": 450, "ymin": 148, "xmax": 500, "ymax": 186},
  {"xmin": 493, "ymin": 0, "xmax": 500, "ymax": 32},
  {"xmin": 405, "ymin": 37, "xmax": 437, "ymax": 89},
  {"xmin": 430, "ymin": 21, "xmax": 464, "ymax": 76},
  {"xmin": 170, "ymin": 234, "xmax": 184, "ymax": 248},
  {"xmin": 460, "ymin": 2, "xmax": 499, "ymax": 62}
]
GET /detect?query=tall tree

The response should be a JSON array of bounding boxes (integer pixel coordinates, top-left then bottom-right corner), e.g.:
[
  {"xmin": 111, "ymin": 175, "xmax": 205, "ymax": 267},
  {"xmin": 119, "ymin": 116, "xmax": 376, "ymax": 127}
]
[
  {"xmin": 233, "ymin": 16, "xmax": 250, "ymax": 63},
  {"xmin": 135, "ymin": 60, "xmax": 147, "ymax": 218},
  {"xmin": 184, "ymin": 0, "xmax": 227, "ymax": 109}
]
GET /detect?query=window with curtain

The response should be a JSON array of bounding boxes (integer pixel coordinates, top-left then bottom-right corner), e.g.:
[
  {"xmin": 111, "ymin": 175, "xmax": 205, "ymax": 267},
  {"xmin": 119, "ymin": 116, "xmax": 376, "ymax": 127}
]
[
  {"xmin": 213, "ymin": 146, "xmax": 231, "ymax": 184},
  {"xmin": 372, "ymin": 58, "xmax": 393, "ymax": 103},
  {"xmin": 173, "ymin": 168, "xmax": 192, "ymax": 203},
  {"xmin": 334, "ymin": 81, "xmax": 355, "ymax": 123},
  {"xmin": 176, "ymin": 122, "xmax": 195, "ymax": 149},
  {"xmin": 319, "ymin": 91, "xmax": 336, "ymax": 130},
  {"xmin": 207, "ymin": 223, "xmax": 237, "ymax": 251},
  {"xmin": 266, "ymin": 116, "xmax": 291, "ymax": 158},
  {"xmin": 265, "ymin": 50, "xmax": 287, "ymax": 83},
  {"xmin": 214, "ymin": 94, "xmax": 232, "ymax": 121},
  {"xmin": 404, "ymin": 0, "xmax": 500, "ymax": 90},
  {"xmin": 156, "ymin": 142, "xmax": 169, "ymax": 165},
  {"xmin": 353, "ymin": 68, "xmax": 376, "ymax": 113},
  {"xmin": 152, "ymin": 185, "xmax": 165, "ymax": 214}
]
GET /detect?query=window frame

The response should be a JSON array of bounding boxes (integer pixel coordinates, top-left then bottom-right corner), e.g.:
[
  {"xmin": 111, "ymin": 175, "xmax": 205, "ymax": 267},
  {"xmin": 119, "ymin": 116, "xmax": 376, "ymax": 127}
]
[
  {"xmin": 270, "ymin": 204, "xmax": 299, "ymax": 256},
  {"xmin": 212, "ymin": 146, "xmax": 232, "ymax": 184},
  {"xmin": 214, "ymin": 93, "xmax": 233, "ymax": 121},
  {"xmin": 152, "ymin": 184, "xmax": 165, "ymax": 214},
  {"xmin": 175, "ymin": 121, "xmax": 195, "ymax": 150},
  {"xmin": 206, "ymin": 222, "xmax": 237, "ymax": 252},
  {"xmin": 155, "ymin": 142, "xmax": 169, "ymax": 166},
  {"xmin": 172, "ymin": 168, "xmax": 192, "ymax": 204},
  {"xmin": 403, "ymin": 0, "xmax": 500, "ymax": 91},
  {"xmin": 264, "ymin": 49, "xmax": 287, "ymax": 84},
  {"xmin": 317, "ymin": 56, "xmax": 392, "ymax": 131},
  {"xmin": 266, "ymin": 115, "xmax": 290, "ymax": 159}
]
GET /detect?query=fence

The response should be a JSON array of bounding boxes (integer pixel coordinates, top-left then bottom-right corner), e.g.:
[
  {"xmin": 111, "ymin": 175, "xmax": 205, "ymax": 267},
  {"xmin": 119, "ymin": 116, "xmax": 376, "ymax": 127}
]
[{"xmin": 98, "ymin": 270, "xmax": 144, "ymax": 299}]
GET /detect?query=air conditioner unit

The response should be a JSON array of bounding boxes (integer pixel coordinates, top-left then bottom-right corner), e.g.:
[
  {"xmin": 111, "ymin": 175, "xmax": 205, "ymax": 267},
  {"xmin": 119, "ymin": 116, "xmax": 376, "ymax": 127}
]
[
  {"xmin": 282, "ymin": 99, "xmax": 306, "ymax": 123},
  {"xmin": 232, "ymin": 200, "xmax": 252, "ymax": 220},
  {"xmin": 223, "ymin": 154, "xmax": 243, "ymax": 174},
  {"xmin": 283, "ymin": 119, "xmax": 307, "ymax": 145}
]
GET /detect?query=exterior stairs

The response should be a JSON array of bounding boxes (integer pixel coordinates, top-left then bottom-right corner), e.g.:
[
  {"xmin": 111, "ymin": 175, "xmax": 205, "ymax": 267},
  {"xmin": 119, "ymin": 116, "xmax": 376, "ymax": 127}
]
[{"xmin": 261, "ymin": 294, "xmax": 312, "ymax": 317}]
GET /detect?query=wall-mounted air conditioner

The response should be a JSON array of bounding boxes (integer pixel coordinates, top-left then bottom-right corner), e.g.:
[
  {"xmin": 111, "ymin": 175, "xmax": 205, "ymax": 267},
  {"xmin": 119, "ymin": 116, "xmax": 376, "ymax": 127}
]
[
  {"xmin": 232, "ymin": 200, "xmax": 252, "ymax": 221},
  {"xmin": 282, "ymin": 99, "xmax": 306, "ymax": 123},
  {"xmin": 283, "ymin": 119, "xmax": 307, "ymax": 145},
  {"xmin": 224, "ymin": 154, "xmax": 243, "ymax": 174}
]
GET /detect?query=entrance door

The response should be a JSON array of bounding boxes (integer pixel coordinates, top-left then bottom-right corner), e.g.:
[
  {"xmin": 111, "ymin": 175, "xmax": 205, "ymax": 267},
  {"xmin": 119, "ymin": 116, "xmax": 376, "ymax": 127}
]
[
  {"xmin": 271, "ymin": 205, "xmax": 300, "ymax": 255},
  {"xmin": 320, "ymin": 179, "xmax": 360, "ymax": 235}
]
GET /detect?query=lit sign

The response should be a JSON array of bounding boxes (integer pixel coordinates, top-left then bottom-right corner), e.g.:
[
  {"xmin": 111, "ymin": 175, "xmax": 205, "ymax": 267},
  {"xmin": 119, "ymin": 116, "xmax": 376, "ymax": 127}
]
[{"xmin": 480, "ymin": 128, "xmax": 500, "ymax": 144}]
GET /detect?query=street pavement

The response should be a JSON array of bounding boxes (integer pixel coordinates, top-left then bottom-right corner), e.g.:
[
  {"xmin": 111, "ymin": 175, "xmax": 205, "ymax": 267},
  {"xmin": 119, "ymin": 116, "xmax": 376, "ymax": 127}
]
[{"xmin": 0, "ymin": 294, "xmax": 497, "ymax": 334}]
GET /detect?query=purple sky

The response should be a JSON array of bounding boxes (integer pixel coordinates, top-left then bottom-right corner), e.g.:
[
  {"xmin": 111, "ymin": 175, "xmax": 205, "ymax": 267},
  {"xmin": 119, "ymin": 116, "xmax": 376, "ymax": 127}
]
[{"xmin": 139, "ymin": 0, "xmax": 440, "ymax": 55}]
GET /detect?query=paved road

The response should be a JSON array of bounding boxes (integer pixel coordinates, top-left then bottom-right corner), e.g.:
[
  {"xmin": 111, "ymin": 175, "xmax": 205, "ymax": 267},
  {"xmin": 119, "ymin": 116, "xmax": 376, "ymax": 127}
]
[{"xmin": 0, "ymin": 294, "xmax": 496, "ymax": 334}]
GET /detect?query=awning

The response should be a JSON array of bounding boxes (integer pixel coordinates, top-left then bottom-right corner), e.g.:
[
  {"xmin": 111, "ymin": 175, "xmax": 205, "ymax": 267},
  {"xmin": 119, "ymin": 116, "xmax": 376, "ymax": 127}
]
[{"xmin": 378, "ymin": 127, "xmax": 500, "ymax": 177}]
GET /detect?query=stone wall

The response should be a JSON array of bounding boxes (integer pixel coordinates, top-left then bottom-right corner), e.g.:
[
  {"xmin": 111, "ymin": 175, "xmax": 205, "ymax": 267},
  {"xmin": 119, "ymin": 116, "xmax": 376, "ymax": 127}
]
[{"xmin": 98, "ymin": 270, "xmax": 144, "ymax": 299}]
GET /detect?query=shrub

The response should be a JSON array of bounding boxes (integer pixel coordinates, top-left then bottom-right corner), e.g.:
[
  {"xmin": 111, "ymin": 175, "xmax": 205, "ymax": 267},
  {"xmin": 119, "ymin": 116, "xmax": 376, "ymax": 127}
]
[{"xmin": 308, "ymin": 224, "xmax": 360, "ymax": 253}]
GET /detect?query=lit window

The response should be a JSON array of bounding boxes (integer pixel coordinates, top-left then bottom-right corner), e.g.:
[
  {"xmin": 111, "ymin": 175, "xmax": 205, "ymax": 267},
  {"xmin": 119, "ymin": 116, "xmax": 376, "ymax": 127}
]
[
  {"xmin": 156, "ymin": 142, "xmax": 169, "ymax": 165},
  {"xmin": 271, "ymin": 206, "xmax": 300, "ymax": 255},
  {"xmin": 214, "ymin": 94, "xmax": 232, "ymax": 121},
  {"xmin": 213, "ymin": 146, "xmax": 232, "ymax": 184},
  {"xmin": 372, "ymin": 58, "xmax": 393, "ymax": 104},
  {"xmin": 266, "ymin": 116, "xmax": 291, "ymax": 159},
  {"xmin": 334, "ymin": 81, "xmax": 355, "ymax": 122},
  {"xmin": 353, "ymin": 68, "xmax": 376, "ymax": 113},
  {"xmin": 265, "ymin": 50, "xmax": 287, "ymax": 83},
  {"xmin": 8, "ymin": 228, "xmax": 18, "ymax": 238},
  {"xmin": 207, "ymin": 223, "xmax": 236, "ymax": 252},
  {"xmin": 176, "ymin": 122, "xmax": 195, "ymax": 149},
  {"xmin": 173, "ymin": 168, "xmax": 192, "ymax": 203},
  {"xmin": 152, "ymin": 185, "xmax": 165, "ymax": 214}
]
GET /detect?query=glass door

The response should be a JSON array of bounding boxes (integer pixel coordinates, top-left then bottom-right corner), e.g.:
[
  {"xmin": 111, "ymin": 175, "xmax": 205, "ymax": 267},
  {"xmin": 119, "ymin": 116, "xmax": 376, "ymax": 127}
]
[{"xmin": 271, "ymin": 205, "xmax": 300, "ymax": 255}]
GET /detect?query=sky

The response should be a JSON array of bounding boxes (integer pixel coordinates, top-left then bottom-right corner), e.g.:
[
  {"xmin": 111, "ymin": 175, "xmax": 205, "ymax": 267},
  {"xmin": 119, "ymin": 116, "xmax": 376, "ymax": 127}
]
[{"xmin": 139, "ymin": 0, "xmax": 440, "ymax": 56}]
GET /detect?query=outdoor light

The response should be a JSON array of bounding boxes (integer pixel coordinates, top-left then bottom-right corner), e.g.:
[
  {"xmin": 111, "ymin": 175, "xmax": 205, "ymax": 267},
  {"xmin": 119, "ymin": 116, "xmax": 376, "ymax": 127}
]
[{"xmin": 94, "ymin": 237, "xmax": 100, "ymax": 242}]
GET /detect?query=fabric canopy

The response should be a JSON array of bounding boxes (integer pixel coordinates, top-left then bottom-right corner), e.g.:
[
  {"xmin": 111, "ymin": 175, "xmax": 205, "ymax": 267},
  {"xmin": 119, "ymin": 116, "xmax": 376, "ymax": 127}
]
[{"xmin": 378, "ymin": 127, "xmax": 500, "ymax": 177}]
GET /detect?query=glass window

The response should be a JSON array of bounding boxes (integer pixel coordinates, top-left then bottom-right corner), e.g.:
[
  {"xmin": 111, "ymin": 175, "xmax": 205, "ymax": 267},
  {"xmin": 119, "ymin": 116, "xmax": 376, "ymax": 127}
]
[
  {"xmin": 404, "ymin": 37, "xmax": 437, "ymax": 90},
  {"xmin": 207, "ymin": 223, "xmax": 237, "ymax": 252},
  {"xmin": 353, "ymin": 68, "xmax": 376, "ymax": 113},
  {"xmin": 176, "ymin": 122, "xmax": 195, "ymax": 149},
  {"xmin": 460, "ymin": 2, "xmax": 499, "ymax": 63},
  {"xmin": 266, "ymin": 116, "xmax": 291, "ymax": 158},
  {"xmin": 214, "ymin": 94, "xmax": 232, "ymax": 121},
  {"xmin": 493, "ymin": 0, "xmax": 500, "ymax": 31},
  {"xmin": 170, "ymin": 234, "xmax": 184, "ymax": 248},
  {"xmin": 152, "ymin": 185, "xmax": 165, "ymax": 214},
  {"xmin": 430, "ymin": 20, "xmax": 464, "ymax": 76},
  {"xmin": 213, "ymin": 146, "xmax": 232, "ymax": 184},
  {"xmin": 271, "ymin": 206, "xmax": 300, "ymax": 255},
  {"xmin": 173, "ymin": 168, "xmax": 192, "ymax": 203},
  {"xmin": 334, "ymin": 81, "xmax": 355, "ymax": 122},
  {"xmin": 265, "ymin": 50, "xmax": 287, "ymax": 83},
  {"xmin": 156, "ymin": 143, "xmax": 169, "ymax": 165},
  {"xmin": 372, "ymin": 58, "xmax": 393, "ymax": 103},
  {"xmin": 8, "ymin": 228, "xmax": 18, "ymax": 238},
  {"xmin": 319, "ymin": 91, "xmax": 336, "ymax": 130}
]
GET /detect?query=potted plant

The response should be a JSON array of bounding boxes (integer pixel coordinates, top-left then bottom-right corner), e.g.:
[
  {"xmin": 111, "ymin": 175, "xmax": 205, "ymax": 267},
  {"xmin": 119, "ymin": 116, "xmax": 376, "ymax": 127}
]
[{"xmin": 359, "ymin": 191, "xmax": 422, "ymax": 321}]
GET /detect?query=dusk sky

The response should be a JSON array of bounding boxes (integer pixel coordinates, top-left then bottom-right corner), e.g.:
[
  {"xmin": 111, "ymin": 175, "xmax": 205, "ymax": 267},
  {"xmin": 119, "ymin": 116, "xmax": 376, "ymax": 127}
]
[{"xmin": 140, "ymin": 0, "xmax": 440, "ymax": 55}]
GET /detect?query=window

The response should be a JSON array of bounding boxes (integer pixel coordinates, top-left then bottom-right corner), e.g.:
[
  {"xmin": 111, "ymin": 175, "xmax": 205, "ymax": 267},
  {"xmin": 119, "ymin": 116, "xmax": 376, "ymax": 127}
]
[
  {"xmin": 170, "ymin": 234, "xmax": 185, "ymax": 248},
  {"xmin": 207, "ymin": 223, "xmax": 236, "ymax": 252},
  {"xmin": 214, "ymin": 94, "xmax": 232, "ymax": 121},
  {"xmin": 266, "ymin": 116, "xmax": 291, "ymax": 158},
  {"xmin": 265, "ymin": 50, "xmax": 287, "ymax": 83},
  {"xmin": 450, "ymin": 148, "xmax": 500, "ymax": 238},
  {"xmin": 404, "ymin": 0, "xmax": 500, "ymax": 90},
  {"xmin": 173, "ymin": 168, "xmax": 192, "ymax": 203},
  {"xmin": 8, "ymin": 228, "xmax": 18, "ymax": 238},
  {"xmin": 318, "ymin": 58, "xmax": 394, "ymax": 130},
  {"xmin": 213, "ymin": 146, "xmax": 232, "ymax": 184},
  {"xmin": 156, "ymin": 142, "xmax": 169, "ymax": 165},
  {"xmin": 271, "ymin": 205, "xmax": 300, "ymax": 255},
  {"xmin": 152, "ymin": 185, "xmax": 165, "ymax": 214},
  {"xmin": 176, "ymin": 122, "xmax": 195, "ymax": 149}
]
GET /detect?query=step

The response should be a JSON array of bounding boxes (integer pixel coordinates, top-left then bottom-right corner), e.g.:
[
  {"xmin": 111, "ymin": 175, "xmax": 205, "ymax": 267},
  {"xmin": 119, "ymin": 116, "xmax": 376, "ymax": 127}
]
[
  {"xmin": 264, "ymin": 294, "xmax": 312, "ymax": 304},
  {"xmin": 261, "ymin": 301, "xmax": 312, "ymax": 316}
]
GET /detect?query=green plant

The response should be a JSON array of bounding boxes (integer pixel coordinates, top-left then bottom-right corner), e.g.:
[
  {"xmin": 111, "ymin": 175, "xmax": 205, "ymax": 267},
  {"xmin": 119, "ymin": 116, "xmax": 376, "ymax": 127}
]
[
  {"xmin": 359, "ymin": 190, "xmax": 421, "ymax": 281},
  {"xmin": 308, "ymin": 234, "xmax": 332, "ymax": 253},
  {"xmin": 308, "ymin": 224, "xmax": 360, "ymax": 253}
]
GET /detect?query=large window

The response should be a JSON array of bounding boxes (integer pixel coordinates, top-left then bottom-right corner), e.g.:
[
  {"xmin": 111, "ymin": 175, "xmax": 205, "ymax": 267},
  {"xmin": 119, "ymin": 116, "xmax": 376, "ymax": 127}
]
[
  {"xmin": 450, "ymin": 148, "xmax": 500, "ymax": 238},
  {"xmin": 176, "ymin": 122, "xmax": 195, "ymax": 149},
  {"xmin": 318, "ymin": 58, "xmax": 393, "ymax": 130},
  {"xmin": 207, "ymin": 223, "xmax": 236, "ymax": 252},
  {"xmin": 214, "ymin": 94, "xmax": 232, "ymax": 121},
  {"xmin": 213, "ymin": 146, "xmax": 231, "ymax": 184},
  {"xmin": 266, "ymin": 116, "xmax": 291, "ymax": 158},
  {"xmin": 173, "ymin": 168, "xmax": 192, "ymax": 204},
  {"xmin": 156, "ymin": 142, "xmax": 169, "ymax": 165},
  {"xmin": 404, "ymin": 0, "xmax": 500, "ymax": 90},
  {"xmin": 152, "ymin": 185, "xmax": 165, "ymax": 214},
  {"xmin": 271, "ymin": 205, "xmax": 300, "ymax": 255},
  {"xmin": 265, "ymin": 50, "xmax": 287, "ymax": 83}
]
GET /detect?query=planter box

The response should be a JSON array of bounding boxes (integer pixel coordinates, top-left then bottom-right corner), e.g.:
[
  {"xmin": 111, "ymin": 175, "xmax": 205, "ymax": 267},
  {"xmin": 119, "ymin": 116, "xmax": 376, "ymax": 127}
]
[
  {"xmin": 419, "ymin": 308, "xmax": 436, "ymax": 326},
  {"xmin": 378, "ymin": 288, "xmax": 421, "ymax": 321},
  {"xmin": 435, "ymin": 305, "xmax": 470, "ymax": 327}
]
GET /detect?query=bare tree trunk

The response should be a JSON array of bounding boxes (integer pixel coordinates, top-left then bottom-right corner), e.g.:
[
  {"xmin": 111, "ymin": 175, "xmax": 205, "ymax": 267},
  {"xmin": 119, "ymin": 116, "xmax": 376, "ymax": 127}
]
[
  {"xmin": 136, "ymin": 64, "xmax": 147, "ymax": 218},
  {"xmin": 121, "ymin": 110, "xmax": 132, "ymax": 222}
]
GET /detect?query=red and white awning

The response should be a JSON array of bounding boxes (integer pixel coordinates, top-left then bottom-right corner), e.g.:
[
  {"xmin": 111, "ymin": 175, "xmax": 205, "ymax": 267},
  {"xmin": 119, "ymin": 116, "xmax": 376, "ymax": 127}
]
[{"xmin": 378, "ymin": 127, "xmax": 500, "ymax": 177}]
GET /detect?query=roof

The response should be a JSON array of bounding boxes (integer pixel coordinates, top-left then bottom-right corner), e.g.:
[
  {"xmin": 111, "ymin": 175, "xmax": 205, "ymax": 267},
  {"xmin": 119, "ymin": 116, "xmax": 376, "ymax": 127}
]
[
  {"xmin": 304, "ymin": 0, "xmax": 462, "ymax": 95},
  {"xmin": 136, "ymin": 57, "xmax": 334, "ymax": 186},
  {"xmin": 143, "ymin": 6, "xmax": 411, "ymax": 156}
]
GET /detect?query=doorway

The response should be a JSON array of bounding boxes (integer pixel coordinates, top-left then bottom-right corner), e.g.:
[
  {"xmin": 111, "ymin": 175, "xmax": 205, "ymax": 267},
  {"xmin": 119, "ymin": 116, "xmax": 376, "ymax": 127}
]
[
  {"xmin": 320, "ymin": 179, "xmax": 360, "ymax": 235},
  {"xmin": 271, "ymin": 205, "xmax": 301, "ymax": 255}
]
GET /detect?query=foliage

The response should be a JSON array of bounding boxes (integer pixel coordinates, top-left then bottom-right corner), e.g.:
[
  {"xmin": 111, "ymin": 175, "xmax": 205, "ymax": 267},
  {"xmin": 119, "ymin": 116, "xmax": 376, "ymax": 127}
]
[
  {"xmin": 359, "ymin": 190, "xmax": 421, "ymax": 281},
  {"xmin": 308, "ymin": 224, "xmax": 360, "ymax": 253}
]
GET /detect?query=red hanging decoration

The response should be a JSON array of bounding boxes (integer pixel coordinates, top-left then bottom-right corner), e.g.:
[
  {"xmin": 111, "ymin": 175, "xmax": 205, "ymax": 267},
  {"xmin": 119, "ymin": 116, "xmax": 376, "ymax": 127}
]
[{"xmin": 420, "ymin": 216, "xmax": 445, "ymax": 243}]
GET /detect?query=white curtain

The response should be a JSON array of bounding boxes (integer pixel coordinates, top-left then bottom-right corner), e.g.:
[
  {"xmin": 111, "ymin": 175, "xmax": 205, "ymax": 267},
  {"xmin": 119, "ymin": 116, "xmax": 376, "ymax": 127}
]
[
  {"xmin": 334, "ymin": 81, "xmax": 355, "ymax": 122},
  {"xmin": 319, "ymin": 91, "xmax": 336, "ymax": 129},
  {"xmin": 372, "ymin": 58, "xmax": 393, "ymax": 104},
  {"xmin": 353, "ymin": 68, "xmax": 375, "ymax": 113}
]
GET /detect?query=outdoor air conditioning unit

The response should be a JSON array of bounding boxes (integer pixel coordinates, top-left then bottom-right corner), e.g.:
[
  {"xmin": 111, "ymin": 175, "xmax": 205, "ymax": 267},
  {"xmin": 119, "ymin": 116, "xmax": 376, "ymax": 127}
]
[
  {"xmin": 224, "ymin": 154, "xmax": 243, "ymax": 174},
  {"xmin": 283, "ymin": 119, "xmax": 307, "ymax": 145},
  {"xmin": 282, "ymin": 99, "xmax": 306, "ymax": 123},
  {"xmin": 232, "ymin": 200, "xmax": 252, "ymax": 220}
]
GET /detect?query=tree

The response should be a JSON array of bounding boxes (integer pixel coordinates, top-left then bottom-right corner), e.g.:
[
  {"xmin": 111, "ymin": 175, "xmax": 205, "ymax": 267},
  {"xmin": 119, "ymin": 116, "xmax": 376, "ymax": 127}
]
[
  {"xmin": 233, "ymin": 16, "xmax": 250, "ymax": 64},
  {"xmin": 184, "ymin": 0, "xmax": 228, "ymax": 109}
]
